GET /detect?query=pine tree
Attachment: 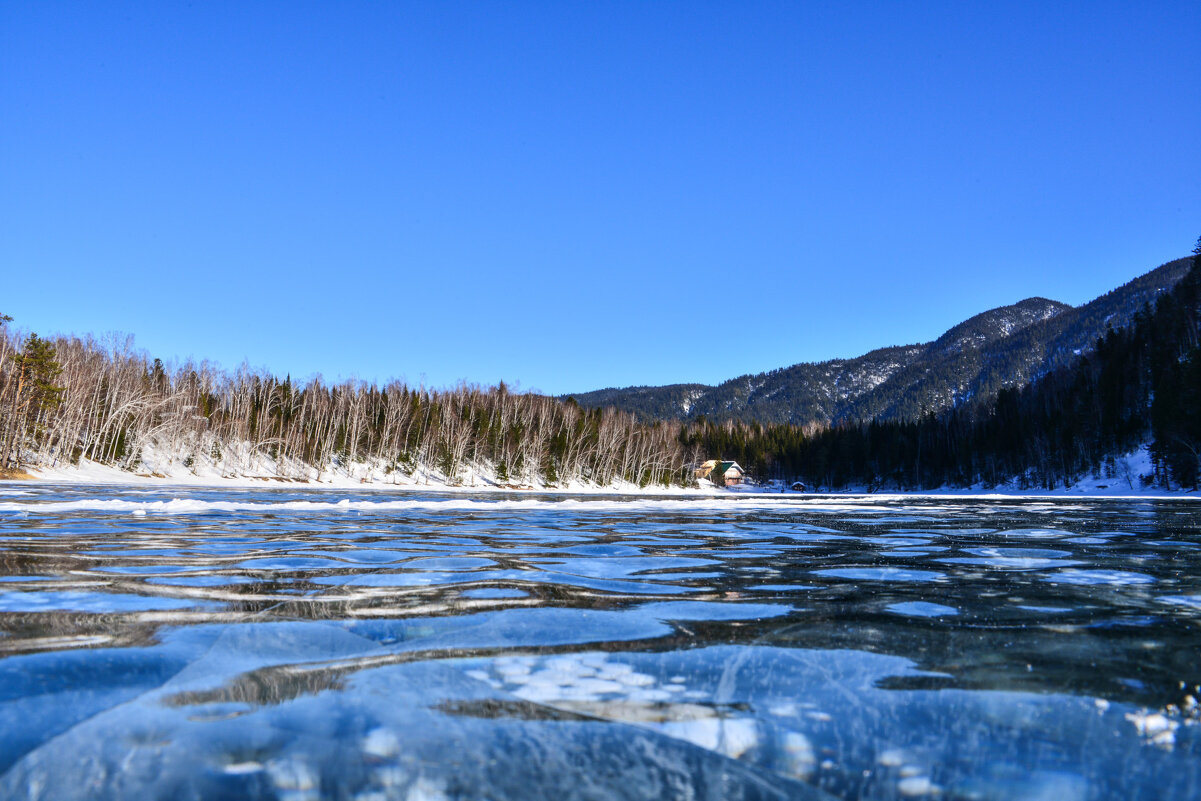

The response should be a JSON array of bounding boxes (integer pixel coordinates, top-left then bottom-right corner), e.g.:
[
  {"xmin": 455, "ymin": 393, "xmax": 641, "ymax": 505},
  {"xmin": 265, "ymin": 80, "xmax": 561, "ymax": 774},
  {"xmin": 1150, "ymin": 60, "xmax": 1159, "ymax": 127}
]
[{"xmin": 3, "ymin": 333, "xmax": 64, "ymax": 468}]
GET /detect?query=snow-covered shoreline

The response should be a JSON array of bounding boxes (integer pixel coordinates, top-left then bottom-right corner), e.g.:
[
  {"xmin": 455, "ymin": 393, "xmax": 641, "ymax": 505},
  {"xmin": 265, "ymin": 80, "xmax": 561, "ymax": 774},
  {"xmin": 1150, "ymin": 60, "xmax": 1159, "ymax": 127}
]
[
  {"xmin": 4, "ymin": 460, "xmax": 1195, "ymax": 501},
  {"xmin": 3, "ymin": 444, "xmax": 1193, "ymax": 500},
  {"xmin": 8, "ymin": 459, "xmax": 706, "ymax": 496}
]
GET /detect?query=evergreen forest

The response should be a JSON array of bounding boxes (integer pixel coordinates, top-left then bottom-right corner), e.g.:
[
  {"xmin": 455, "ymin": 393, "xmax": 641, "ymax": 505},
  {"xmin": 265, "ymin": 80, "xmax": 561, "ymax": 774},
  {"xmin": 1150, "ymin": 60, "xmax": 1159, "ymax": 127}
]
[{"xmin": 681, "ymin": 241, "xmax": 1201, "ymax": 491}]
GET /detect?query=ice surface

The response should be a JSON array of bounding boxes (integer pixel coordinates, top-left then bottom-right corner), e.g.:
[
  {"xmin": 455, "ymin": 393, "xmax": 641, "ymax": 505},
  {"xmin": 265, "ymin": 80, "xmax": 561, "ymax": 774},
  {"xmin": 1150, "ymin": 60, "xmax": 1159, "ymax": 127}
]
[{"xmin": 0, "ymin": 488, "xmax": 1198, "ymax": 799}]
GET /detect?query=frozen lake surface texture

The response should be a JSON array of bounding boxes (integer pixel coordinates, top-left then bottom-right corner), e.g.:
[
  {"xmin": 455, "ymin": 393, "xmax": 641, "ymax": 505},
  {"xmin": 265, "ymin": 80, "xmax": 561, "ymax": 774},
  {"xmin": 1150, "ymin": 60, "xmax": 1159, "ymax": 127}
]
[{"xmin": 0, "ymin": 486, "xmax": 1198, "ymax": 800}]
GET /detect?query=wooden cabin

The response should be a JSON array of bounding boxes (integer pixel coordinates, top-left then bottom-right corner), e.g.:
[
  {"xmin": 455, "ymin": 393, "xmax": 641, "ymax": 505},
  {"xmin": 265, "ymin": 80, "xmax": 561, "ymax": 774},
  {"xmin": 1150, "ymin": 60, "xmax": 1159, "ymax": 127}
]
[
  {"xmin": 711, "ymin": 461, "xmax": 745, "ymax": 487},
  {"xmin": 694, "ymin": 459, "xmax": 748, "ymax": 487}
]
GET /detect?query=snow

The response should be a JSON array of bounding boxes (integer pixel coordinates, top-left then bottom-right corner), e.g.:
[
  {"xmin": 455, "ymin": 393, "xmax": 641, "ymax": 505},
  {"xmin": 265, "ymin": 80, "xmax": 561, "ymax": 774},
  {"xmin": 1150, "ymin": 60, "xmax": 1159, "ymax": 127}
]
[
  {"xmin": 940, "ymin": 444, "xmax": 1187, "ymax": 497},
  {"xmin": 4, "ymin": 441, "xmax": 1194, "ymax": 501},
  {"xmin": 734, "ymin": 445, "xmax": 1194, "ymax": 499},
  {"xmin": 15, "ymin": 439, "xmax": 713, "ymax": 497},
  {"xmin": 1125, "ymin": 709, "xmax": 1179, "ymax": 749},
  {"xmin": 680, "ymin": 388, "xmax": 706, "ymax": 414}
]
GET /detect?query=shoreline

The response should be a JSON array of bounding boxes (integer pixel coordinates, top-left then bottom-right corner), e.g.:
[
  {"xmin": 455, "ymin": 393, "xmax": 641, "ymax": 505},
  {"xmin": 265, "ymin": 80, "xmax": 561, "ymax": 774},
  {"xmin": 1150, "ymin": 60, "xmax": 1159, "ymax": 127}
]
[
  {"xmin": 7, "ymin": 459, "xmax": 713, "ymax": 496},
  {"xmin": 2, "ymin": 461, "xmax": 1195, "ymax": 501}
]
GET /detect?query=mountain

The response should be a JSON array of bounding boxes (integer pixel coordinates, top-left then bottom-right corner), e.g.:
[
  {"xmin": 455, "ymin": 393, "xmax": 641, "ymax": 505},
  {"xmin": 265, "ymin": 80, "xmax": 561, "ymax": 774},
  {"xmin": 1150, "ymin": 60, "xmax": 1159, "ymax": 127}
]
[
  {"xmin": 679, "ymin": 248, "xmax": 1201, "ymax": 490},
  {"xmin": 568, "ymin": 257, "xmax": 1193, "ymax": 426}
]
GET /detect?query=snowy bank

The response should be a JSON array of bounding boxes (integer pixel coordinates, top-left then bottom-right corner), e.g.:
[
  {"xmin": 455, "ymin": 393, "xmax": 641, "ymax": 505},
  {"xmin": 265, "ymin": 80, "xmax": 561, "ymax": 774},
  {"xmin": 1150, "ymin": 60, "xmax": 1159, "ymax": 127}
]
[
  {"xmin": 17, "ymin": 450, "xmax": 711, "ymax": 497},
  {"xmin": 7, "ymin": 445, "xmax": 1194, "ymax": 501}
]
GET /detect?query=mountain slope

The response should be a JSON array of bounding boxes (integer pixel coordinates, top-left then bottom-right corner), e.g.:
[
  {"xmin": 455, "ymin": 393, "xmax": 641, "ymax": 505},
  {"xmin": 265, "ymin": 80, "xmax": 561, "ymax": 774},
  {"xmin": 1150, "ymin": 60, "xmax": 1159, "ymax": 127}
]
[
  {"xmin": 679, "ymin": 249, "xmax": 1201, "ymax": 490},
  {"xmin": 569, "ymin": 257, "xmax": 1192, "ymax": 426}
]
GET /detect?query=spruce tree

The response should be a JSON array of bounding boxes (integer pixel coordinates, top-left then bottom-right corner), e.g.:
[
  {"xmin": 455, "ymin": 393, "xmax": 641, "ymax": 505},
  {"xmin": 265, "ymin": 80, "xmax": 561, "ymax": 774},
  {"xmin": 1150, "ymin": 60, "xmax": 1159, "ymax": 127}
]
[{"xmin": 3, "ymin": 333, "xmax": 64, "ymax": 468}]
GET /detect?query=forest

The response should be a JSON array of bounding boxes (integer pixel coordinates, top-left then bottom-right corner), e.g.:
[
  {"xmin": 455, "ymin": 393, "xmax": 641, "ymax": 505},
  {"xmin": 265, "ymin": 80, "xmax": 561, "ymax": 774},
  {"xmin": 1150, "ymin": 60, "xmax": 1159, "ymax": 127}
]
[
  {"xmin": 0, "ymin": 324, "xmax": 688, "ymax": 488},
  {"xmin": 682, "ymin": 242, "xmax": 1201, "ymax": 491}
]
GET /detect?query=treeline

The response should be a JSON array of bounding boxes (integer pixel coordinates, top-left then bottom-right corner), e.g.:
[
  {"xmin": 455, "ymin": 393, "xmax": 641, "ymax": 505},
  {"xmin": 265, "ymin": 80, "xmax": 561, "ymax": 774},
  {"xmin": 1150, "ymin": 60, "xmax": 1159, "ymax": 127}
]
[
  {"xmin": 682, "ymin": 241, "xmax": 1201, "ymax": 491},
  {"xmin": 0, "ymin": 326, "xmax": 687, "ymax": 487}
]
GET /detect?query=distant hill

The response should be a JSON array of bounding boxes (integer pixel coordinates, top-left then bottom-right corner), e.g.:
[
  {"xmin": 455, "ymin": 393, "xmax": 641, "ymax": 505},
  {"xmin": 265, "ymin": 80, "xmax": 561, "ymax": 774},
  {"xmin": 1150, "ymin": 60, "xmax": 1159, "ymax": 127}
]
[{"xmin": 568, "ymin": 257, "xmax": 1192, "ymax": 426}]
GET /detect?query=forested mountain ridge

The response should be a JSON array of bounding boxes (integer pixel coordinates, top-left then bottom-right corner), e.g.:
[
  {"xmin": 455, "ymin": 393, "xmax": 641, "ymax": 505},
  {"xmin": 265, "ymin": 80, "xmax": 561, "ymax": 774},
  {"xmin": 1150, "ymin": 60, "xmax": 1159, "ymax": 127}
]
[
  {"xmin": 681, "ymin": 243, "xmax": 1201, "ymax": 490},
  {"xmin": 570, "ymin": 257, "xmax": 1192, "ymax": 426}
]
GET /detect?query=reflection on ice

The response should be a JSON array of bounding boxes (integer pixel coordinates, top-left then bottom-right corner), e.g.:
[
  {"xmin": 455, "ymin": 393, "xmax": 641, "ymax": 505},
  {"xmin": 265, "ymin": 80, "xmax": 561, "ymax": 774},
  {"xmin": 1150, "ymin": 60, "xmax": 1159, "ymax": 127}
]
[
  {"xmin": 460, "ymin": 588, "xmax": 526, "ymax": 599},
  {"xmin": 886, "ymin": 601, "xmax": 958, "ymax": 618},
  {"xmin": 638, "ymin": 600, "xmax": 792, "ymax": 621},
  {"xmin": 0, "ymin": 590, "xmax": 208, "ymax": 613},
  {"xmin": 995, "ymin": 528, "xmax": 1071, "ymax": 539},
  {"xmin": 747, "ymin": 583, "xmax": 818, "ymax": 592},
  {"xmin": 147, "ymin": 575, "xmax": 258, "ymax": 586},
  {"xmin": 1159, "ymin": 594, "xmax": 1201, "ymax": 611},
  {"xmin": 937, "ymin": 546, "xmax": 1081, "ymax": 570},
  {"xmin": 1044, "ymin": 569, "xmax": 1157, "ymax": 586},
  {"xmin": 811, "ymin": 567, "xmax": 944, "ymax": 582}
]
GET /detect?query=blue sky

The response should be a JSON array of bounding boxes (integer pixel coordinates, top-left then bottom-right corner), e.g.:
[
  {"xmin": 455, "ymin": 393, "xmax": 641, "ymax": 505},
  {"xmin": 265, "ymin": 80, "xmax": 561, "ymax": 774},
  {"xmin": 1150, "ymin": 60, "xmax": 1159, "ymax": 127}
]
[{"xmin": 2, "ymin": 1, "xmax": 1199, "ymax": 395}]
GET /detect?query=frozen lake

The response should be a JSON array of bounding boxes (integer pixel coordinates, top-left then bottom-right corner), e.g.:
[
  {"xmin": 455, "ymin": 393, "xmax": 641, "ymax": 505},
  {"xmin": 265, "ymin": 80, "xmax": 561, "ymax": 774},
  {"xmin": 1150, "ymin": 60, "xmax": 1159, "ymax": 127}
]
[{"xmin": 0, "ymin": 485, "xmax": 1198, "ymax": 800}]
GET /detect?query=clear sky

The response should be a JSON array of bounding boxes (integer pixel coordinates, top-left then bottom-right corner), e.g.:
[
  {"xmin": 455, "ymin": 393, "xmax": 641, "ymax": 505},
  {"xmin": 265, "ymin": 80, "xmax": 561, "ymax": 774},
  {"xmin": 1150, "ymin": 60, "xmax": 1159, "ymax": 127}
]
[{"xmin": 2, "ymin": 1, "xmax": 1199, "ymax": 395}]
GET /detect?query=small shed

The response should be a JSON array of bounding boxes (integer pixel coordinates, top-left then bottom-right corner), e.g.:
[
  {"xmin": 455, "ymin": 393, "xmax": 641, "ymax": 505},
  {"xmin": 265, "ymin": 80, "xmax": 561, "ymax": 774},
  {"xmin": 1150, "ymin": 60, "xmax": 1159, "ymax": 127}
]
[{"xmin": 694, "ymin": 460, "xmax": 719, "ymax": 480}]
